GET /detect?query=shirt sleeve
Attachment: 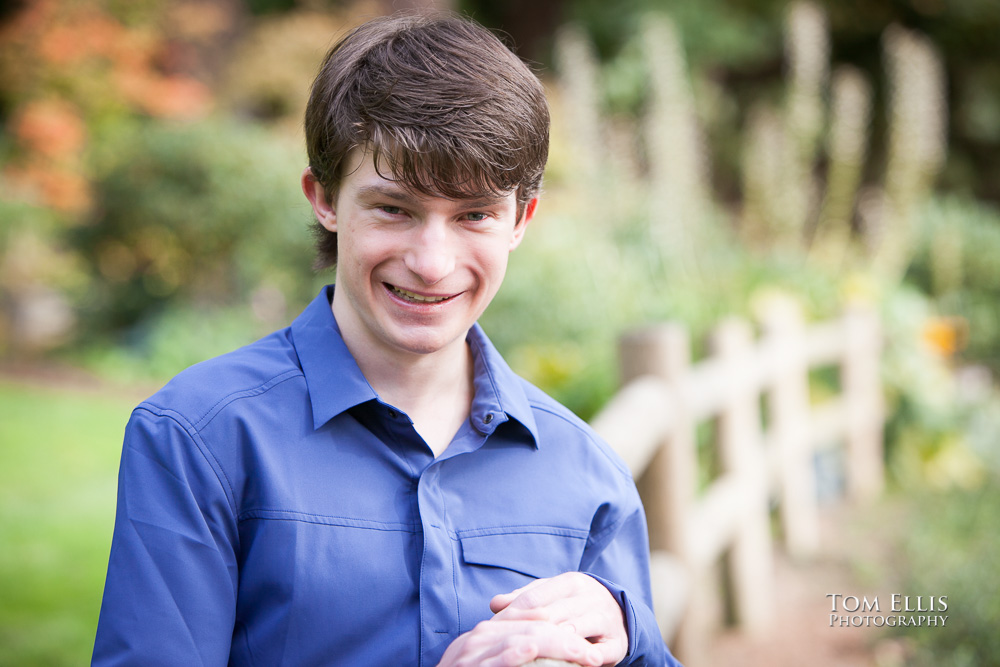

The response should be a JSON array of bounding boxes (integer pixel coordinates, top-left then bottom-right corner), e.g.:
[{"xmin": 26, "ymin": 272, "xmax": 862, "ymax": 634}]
[
  {"xmin": 582, "ymin": 500, "xmax": 683, "ymax": 667},
  {"xmin": 93, "ymin": 406, "xmax": 239, "ymax": 666}
]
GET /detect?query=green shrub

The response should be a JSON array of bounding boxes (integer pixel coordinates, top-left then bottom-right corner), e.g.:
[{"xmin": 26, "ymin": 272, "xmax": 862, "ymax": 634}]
[
  {"xmin": 75, "ymin": 117, "xmax": 317, "ymax": 336},
  {"xmin": 893, "ymin": 480, "xmax": 1000, "ymax": 665},
  {"xmin": 907, "ymin": 196, "xmax": 1000, "ymax": 376}
]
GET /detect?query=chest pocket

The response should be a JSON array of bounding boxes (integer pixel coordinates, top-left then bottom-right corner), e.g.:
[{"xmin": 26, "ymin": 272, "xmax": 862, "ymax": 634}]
[
  {"xmin": 456, "ymin": 529, "xmax": 589, "ymax": 632},
  {"xmin": 460, "ymin": 531, "xmax": 588, "ymax": 579}
]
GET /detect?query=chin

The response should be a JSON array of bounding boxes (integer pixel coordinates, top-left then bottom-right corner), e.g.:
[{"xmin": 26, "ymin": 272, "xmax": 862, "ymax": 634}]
[{"xmin": 391, "ymin": 329, "xmax": 465, "ymax": 357}]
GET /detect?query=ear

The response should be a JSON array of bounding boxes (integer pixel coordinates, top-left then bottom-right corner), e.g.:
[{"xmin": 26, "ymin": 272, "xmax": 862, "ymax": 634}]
[
  {"xmin": 509, "ymin": 197, "xmax": 538, "ymax": 252},
  {"xmin": 301, "ymin": 167, "xmax": 337, "ymax": 232}
]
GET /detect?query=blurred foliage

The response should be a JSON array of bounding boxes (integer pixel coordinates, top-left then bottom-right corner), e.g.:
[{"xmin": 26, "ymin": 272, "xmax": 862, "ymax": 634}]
[
  {"xmin": 466, "ymin": 0, "xmax": 1000, "ymax": 206},
  {"xmin": 0, "ymin": 0, "xmax": 220, "ymax": 208},
  {"xmin": 891, "ymin": 477, "xmax": 1000, "ymax": 665},
  {"xmin": 906, "ymin": 196, "xmax": 1000, "ymax": 376},
  {"xmin": 77, "ymin": 303, "xmax": 277, "ymax": 385},
  {"xmin": 879, "ymin": 284, "xmax": 993, "ymax": 491},
  {"xmin": 485, "ymin": 5, "xmax": 935, "ymax": 418},
  {"xmin": 220, "ymin": 10, "xmax": 342, "ymax": 126},
  {"xmin": 219, "ymin": 2, "xmax": 383, "ymax": 128},
  {"xmin": 0, "ymin": 0, "xmax": 231, "ymax": 356},
  {"xmin": 75, "ymin": 117, "xmax": 314, "ymax": 333}
]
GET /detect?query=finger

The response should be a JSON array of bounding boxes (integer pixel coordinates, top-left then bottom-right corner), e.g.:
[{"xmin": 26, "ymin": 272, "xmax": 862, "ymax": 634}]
[
  {"xmin": 578, "ymin": 633, "xmax": 629, "ymax": 667},
  {"xmin": 556, "ymin": 602, "xmax": 626, "ymax": 641},
  {"xmin": 491, "ymin": 584, "xmax": 628, "ymax": 666},
  {"xmin": 438, "ymin": 621, "xmax": 545, "ymax": 666},
  {"xmin": 441, "ymin": 620, "xmax": 603, "ymax": 667},
  {"xmin": 498, "ymin": 597, "xmax": 617, "ymax": 637},
  {"xmin": 490, "ymin": 591, "xmax": 516, "ymax": 613},
  {"xmin": 482, "ymin": 630, "xmax": 602, "ymax": 667},
  {"xmin": 490, "ymin": 576, "xmax": 554, "ymax": 613},
  {"xmin": 495, "ymin": 574, "xmax": 617, "ymax": 627},
  {"xmin": 492, "ymin": 574, "xmax": 581, "ymax": 616},
  {"xmin": 477, "ymin": 643, "xmax": 539, "ymax": 667}
]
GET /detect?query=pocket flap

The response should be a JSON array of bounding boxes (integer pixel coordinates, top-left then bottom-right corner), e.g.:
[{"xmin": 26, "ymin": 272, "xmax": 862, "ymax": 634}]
[{"xmin": 460, "ymin": 531, "xmax": 587, "ymax": 580}]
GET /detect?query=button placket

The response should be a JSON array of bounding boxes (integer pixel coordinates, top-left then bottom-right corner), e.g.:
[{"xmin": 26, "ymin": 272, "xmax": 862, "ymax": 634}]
[{"xmin": 416, "ymin": 462, "xmax": 458, "ymax": 666}]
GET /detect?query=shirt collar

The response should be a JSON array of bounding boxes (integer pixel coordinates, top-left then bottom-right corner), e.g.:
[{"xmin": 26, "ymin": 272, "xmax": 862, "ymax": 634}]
[
  {"xmin": 466, "ymin": 323, "xmax": 539, "ymax": 447},
  {"xmin": 290, "ymin": 285, "xmax": 378, "ymax": 430},
  {"xmin": 290, "ymin": 285, "xmax": 539, "ymax": 447}
]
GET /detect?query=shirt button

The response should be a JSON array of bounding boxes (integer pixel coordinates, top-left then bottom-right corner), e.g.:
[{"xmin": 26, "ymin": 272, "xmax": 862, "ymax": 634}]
[
  {"xmin": 388, "ymin": 409, "xmax": 398, "ymax": 419},
  {"xmin": 483, "ymin": 413, "xmax": 493, "ymax": 424}
]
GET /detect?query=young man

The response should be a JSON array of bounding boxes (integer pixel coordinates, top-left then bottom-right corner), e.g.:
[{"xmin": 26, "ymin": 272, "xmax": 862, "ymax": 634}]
[{"xmin": 93, "ymin": 13, "xmax": 680, "ymax": 667}]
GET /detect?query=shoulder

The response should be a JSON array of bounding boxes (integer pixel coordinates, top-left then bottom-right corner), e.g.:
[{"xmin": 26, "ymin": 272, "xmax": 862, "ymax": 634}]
[
  {"xmin": 511, "ymin": 377, "xmax": 645, "ymax": 545},
  {"xmin": 518, "ymin": 377, "xmax": 634, "ymax": 482},
  {"xmin": 138, "ymin": 327, "xmax": 304, "ymax": 431}
]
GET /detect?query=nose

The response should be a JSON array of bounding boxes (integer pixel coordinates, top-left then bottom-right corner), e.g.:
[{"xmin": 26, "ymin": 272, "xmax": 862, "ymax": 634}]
[{"xmin": 403, "ymin": 218, "xmax": 455, "ymax": 285}]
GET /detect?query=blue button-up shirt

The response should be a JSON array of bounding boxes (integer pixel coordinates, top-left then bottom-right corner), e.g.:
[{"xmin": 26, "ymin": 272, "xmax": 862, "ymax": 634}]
[{"xmin": 94, "ymin": 286, "xmax": 679, "ymax": 666}]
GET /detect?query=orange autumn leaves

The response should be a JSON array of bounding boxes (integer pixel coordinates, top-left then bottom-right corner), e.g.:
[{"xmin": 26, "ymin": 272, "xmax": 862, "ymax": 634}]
[
  {"xmin": 8, "ymin": 100, "xmax": 89, "ymax": 213},
  {"xmin": 1, "ymin": 0, "xmax": 214, "ymax": 213},
  {"xmin": 35, "ymin": 9, "xmax": 211, "ymax": 118}
]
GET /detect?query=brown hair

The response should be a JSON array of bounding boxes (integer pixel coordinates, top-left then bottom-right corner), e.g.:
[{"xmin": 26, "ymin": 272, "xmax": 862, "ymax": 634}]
[{"xmin": 304, "ymin": 12, "xmax": 550, "ymax": 268}]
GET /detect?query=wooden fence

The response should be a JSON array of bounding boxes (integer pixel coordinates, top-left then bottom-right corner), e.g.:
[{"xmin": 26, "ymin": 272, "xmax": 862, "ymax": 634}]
[{"xmin": 586, "ymin": 297, "xmax": 885, "ymax": 664}]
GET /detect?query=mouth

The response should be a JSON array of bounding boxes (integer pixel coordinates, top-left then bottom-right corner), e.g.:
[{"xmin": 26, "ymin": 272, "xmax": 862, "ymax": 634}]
[{"xmin": 385, "ymin": 283, "xmax": 458, "ymax": 304}]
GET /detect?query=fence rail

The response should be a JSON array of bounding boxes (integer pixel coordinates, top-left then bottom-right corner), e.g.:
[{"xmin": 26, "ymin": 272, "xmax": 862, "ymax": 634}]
[{"xmin": 589, "ymin": 297, "xmax": 884, "ymax": 663}]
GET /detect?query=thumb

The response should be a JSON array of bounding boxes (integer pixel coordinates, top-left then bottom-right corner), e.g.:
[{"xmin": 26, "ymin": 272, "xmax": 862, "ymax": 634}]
[{"xmin": 489, "ymin": 591, "xmax": 516, "ymax": 614}]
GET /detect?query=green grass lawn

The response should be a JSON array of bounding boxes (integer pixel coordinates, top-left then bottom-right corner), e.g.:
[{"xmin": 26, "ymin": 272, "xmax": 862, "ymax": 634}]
[{"xmin": 0, "ymin": 379, "xmax": 136, "ymax": 666}]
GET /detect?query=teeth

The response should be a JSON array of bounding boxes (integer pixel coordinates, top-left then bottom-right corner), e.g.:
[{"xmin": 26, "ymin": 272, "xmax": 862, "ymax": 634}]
[{"xmin": 390, "ymin": 286, "xmax": 451, "ymax": 303}]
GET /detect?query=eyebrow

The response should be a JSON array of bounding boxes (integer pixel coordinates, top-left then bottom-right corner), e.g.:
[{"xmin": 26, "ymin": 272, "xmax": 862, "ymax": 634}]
[
  {"xmin": 355, "ymin": 184, "xmax": 508, "ymax": 210},
  {"xmin": 355, "ymin": 184, "xmax": 420, "ymax": 205}
]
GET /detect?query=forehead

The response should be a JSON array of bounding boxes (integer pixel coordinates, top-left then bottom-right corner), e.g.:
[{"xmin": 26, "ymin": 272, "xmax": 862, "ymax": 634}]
[{"xmin": 339, "ymin": 147, "xmax": 517, "ymax": 202}]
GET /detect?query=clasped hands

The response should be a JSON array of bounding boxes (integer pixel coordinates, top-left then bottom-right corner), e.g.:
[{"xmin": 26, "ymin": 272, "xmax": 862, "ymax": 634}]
[{"xmin": 436, "ymin": 572, "xmax": 628, "ymax": 667}]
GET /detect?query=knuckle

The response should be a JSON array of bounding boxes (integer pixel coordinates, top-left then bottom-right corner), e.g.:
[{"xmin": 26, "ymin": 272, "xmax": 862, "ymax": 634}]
[
  {"xmin": 562, "ymin": 571, "xmax": 586, "ymax": 585},
  {"xmin": 518, "ymin": 589, "xmax": 545, "ymax": 609},
  {"xmin": 499, "ymin": 648, "xmax": 525, "ymax": 667}
]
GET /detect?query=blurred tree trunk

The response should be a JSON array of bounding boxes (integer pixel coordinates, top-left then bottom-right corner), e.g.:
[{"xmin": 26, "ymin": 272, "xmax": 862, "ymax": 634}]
[{"xmin": 461, "ymin": 0, "xmax": 567, "ymax": 60}]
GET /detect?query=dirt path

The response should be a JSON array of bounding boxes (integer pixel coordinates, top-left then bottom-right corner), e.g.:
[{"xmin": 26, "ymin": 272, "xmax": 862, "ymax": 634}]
[{"xmin": 700, "ymin": 506, "xmax": 906, "ymax": 667}]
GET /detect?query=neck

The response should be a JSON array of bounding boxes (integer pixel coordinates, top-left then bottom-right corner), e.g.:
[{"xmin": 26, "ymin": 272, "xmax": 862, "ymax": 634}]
[
  {"xmin": 362, "ymin": 338, "xmax": 473, "ymax": 415},
  {"xmin": 331, "ymin": 299, "xmax": 475, "ymax": 457}
]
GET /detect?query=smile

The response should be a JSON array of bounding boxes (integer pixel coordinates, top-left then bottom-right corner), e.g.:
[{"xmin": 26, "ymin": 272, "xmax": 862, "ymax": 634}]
[{"xmin": 386, "ymin": 284, "xmax": 456, "ymax": 304}]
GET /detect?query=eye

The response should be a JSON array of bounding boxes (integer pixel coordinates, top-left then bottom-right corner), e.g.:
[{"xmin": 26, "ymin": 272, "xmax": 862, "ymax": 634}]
[
  {"xmin": 464, "ymin": 212, "xmax": 488, "ymax": 222},
  {"xmin": 379, "ymin": 205, "xmax": 404, "ymax": 215}
]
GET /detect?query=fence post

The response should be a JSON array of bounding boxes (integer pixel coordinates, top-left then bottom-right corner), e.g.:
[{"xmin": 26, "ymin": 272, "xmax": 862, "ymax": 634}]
[
  {"xmin": 842, "ymin": 304, "xmax": 885, "ymax": 501},
  {"xmin": 619, "ymin": 324, "xmax": 699, "ymax": 661},
  {"xmin": 620, "ymin": 324, "xmax": 696, "ymax": 556},
  {"xmin": 760, "ymin": 298, "xmax": 820, "ymax": 558},
  {"xmin": 709, "ymin": 318, "xmax": 774, "ymax": 633}
]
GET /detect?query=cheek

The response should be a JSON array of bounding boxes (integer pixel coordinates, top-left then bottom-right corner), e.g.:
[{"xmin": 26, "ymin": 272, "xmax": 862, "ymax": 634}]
[
  {"xmin": 473, "ymin": 243, "xmax": 513, "ymax": 284},
  {"xmin": 342, "ymin": 235, "xmax": 391, "ymax": 276}
]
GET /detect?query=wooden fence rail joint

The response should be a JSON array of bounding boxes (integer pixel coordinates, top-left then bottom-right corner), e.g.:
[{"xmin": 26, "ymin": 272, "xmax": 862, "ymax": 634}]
[{"xmin": 590, "ymin": 297, "xmax": 885, "ymax": 662}]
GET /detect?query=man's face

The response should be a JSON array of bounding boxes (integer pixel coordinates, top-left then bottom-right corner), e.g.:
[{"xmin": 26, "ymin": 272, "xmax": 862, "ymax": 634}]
[{"xmin": 304, "ymin": 149, "xmax": 536, "ymax": 363}]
